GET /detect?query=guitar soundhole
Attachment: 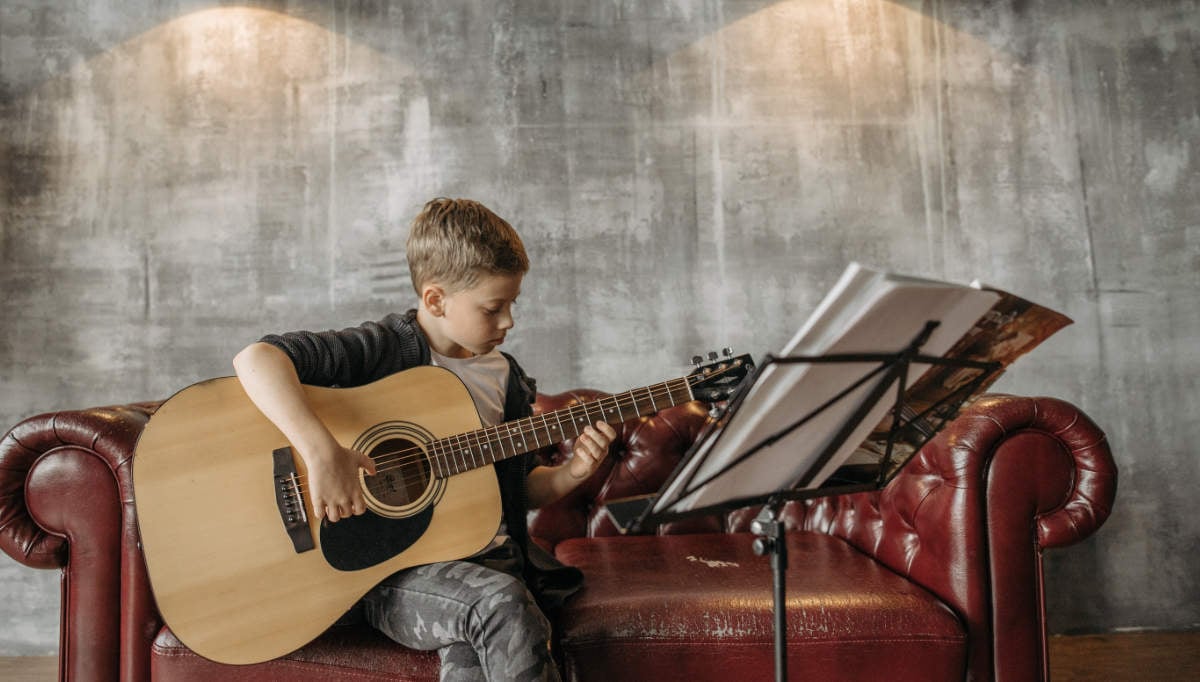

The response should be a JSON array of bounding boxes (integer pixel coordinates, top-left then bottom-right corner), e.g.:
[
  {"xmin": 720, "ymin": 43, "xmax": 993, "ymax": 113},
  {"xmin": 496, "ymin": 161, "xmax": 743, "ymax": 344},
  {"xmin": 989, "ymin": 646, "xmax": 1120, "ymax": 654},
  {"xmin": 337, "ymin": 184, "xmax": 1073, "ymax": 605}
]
[
  {"xmin": 354, "ymin": 421, "xmax": 444, "ymax": 519},
  {"xmin": 364, "ymin": 438, "xmax": 431, "ymax": 507}
]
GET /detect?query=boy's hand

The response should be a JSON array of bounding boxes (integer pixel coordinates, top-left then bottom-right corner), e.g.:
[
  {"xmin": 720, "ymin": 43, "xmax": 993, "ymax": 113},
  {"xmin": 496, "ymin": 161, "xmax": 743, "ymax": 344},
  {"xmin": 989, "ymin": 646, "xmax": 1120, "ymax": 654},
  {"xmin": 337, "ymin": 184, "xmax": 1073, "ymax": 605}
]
[
  {"xmin": 568, "ymin": 422, "xmax": 618, "ymax": 480},
  {"xmin": 232, "ymin": 342, "xmax": 378, "ymax": 523},
  {"xmin": 526, "ymin": 421, "xmax": 619, "ymax": 508},
  {"xmin": 306, "ymin": 444, "xmax": 378, "ymax": 523}
]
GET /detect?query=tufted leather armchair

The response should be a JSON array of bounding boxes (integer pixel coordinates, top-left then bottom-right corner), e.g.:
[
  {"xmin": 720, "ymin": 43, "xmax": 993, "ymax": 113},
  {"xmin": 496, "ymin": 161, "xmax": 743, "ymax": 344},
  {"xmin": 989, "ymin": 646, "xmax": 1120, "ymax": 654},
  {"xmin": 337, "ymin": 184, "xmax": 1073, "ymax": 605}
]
[{"xmin": 0, "ymin": 391, "xmax": 1115, "ymax": 681}]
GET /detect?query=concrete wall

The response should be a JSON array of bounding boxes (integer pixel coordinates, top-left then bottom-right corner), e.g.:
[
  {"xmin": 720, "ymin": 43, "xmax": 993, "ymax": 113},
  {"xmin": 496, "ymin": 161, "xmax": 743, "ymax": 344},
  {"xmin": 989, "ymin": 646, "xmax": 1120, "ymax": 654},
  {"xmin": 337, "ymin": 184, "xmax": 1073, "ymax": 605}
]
[{"xmin": 1, "ymin": 0, "xmax": 1196, "ymax": 655}]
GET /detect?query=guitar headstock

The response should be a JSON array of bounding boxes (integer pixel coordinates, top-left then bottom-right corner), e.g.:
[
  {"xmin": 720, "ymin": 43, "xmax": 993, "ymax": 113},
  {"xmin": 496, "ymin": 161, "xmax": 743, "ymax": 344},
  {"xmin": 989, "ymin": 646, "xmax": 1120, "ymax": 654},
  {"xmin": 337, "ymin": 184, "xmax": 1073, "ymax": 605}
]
[{"xmin": 688, "ymin": 349, "xmax": 756, "ymax": 403}]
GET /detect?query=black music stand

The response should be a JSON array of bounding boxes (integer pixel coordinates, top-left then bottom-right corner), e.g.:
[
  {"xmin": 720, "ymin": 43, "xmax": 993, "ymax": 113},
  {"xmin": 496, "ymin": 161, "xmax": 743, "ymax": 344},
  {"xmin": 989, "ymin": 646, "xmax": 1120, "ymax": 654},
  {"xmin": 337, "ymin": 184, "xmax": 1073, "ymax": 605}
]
[{"xmin": 605, "ymin": 320, "xmax": 1001, "ymax": 682}]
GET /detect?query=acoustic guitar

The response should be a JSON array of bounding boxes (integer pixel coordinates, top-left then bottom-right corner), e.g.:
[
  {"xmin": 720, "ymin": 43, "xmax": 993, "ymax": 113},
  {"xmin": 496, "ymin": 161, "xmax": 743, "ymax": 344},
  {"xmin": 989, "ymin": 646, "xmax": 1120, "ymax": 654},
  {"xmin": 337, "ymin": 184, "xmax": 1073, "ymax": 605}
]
[{"xmin": 132, "ymin": 353, "xmax": 753, "ymax": 664}]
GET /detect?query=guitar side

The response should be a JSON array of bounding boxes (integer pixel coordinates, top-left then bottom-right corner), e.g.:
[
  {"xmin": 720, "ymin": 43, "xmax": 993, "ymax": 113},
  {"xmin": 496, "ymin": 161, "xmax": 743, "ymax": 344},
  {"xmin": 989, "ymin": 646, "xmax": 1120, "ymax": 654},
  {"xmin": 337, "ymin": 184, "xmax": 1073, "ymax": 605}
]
[{"xmin": 132, "ymin": 367, "xmax": 502, "ymax": 665}]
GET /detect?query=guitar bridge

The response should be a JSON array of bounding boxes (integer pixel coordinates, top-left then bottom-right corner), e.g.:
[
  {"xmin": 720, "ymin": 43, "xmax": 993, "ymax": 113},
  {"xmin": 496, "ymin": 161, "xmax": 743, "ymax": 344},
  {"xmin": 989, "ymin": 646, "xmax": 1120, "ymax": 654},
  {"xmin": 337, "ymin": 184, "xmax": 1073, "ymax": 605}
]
[{"xmin": 273, "ymin": 447, "xmax": 315, "ymax": 554}]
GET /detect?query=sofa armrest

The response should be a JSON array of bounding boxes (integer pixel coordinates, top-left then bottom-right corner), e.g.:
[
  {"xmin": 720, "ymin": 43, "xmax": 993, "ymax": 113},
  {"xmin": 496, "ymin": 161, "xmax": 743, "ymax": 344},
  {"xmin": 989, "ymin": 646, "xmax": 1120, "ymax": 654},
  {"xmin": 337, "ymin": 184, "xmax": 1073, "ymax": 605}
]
[
  {"xmin": 765, "ymin": 394, "xmax": 1116, "ymax": 682},
  {"xmin": 0, "ymin": 404, "xmax": 161, "ymax": 682}
]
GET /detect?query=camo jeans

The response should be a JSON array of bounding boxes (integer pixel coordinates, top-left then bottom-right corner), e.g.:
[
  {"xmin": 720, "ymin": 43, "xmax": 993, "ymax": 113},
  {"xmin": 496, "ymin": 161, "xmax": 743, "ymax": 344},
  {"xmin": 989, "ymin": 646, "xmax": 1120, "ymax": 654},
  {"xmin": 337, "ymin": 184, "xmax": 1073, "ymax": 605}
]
[{"xmin": 360, "ymin": 542, "xmax": 560, "ymax": 682}]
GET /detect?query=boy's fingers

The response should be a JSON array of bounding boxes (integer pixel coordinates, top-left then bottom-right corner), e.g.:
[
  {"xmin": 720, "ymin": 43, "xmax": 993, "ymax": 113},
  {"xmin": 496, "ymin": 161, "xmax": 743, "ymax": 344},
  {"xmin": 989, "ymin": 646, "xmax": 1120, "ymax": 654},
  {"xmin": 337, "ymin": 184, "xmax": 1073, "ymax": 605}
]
[
  {"xmin": 310, "ymin": 488, "xmax": 326, "ymax": 519},
  {"xmin": 580, "ymin": 429, "xmax": 599, "ymax": 454},
  {"xmin": 593, "ymin": 421, "xmax": 617, "ymax": 445}
]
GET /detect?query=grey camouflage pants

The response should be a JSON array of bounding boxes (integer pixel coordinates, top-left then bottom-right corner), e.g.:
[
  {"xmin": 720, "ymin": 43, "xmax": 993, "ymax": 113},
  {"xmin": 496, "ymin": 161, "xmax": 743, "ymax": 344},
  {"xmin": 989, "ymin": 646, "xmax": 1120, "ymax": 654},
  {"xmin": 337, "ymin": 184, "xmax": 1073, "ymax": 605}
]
[{"xmin": 360, "ymin": 543, "xmax": 560, "ymax": 682}]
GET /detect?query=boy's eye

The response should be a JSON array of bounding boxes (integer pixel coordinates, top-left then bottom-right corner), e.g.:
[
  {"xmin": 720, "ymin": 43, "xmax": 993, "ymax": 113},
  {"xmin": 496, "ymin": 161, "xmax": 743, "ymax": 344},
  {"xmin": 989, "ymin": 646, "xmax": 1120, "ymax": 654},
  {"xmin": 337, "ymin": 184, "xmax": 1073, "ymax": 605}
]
[{"xmin": 482, "ymin": 300, "xmax": 514, "ymax": 315}]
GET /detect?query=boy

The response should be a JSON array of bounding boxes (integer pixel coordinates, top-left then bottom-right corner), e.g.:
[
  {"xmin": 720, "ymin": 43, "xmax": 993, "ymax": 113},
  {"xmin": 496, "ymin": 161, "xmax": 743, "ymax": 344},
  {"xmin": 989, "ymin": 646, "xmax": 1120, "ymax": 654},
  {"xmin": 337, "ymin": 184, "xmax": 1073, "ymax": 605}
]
[{"xmin": 233, "ymin": 197, "xmax": 616, "ymax": 682}]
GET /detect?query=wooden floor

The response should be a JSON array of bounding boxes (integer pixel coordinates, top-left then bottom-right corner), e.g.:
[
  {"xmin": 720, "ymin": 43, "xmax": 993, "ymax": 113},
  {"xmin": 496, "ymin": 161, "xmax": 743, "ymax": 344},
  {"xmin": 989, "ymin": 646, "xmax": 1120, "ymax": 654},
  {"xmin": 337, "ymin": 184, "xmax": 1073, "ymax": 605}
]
[
  {"xmin": 0, "ymin": 631, "xmax": 1196, "ymax": 680},
  {"xmin": 1047, "ymin": 631, "xmax": 1200, "ymax": 682}
]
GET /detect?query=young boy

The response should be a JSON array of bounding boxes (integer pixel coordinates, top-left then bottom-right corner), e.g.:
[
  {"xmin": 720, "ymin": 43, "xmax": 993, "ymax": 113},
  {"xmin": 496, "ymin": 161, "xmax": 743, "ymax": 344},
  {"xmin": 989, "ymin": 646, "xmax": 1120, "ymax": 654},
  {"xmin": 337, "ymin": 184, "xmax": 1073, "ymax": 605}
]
[{"xmin": 233, "ymin": 197, "xmax": 617, "ymax": 682}]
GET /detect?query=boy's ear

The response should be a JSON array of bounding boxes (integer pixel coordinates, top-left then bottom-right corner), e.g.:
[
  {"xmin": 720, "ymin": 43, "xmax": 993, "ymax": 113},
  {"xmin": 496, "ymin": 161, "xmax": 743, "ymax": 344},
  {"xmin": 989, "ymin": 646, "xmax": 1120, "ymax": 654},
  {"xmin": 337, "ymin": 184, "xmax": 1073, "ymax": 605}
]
[{"xmin": 421, "ymin": 283, "xmax": 446, "ymax": 316}]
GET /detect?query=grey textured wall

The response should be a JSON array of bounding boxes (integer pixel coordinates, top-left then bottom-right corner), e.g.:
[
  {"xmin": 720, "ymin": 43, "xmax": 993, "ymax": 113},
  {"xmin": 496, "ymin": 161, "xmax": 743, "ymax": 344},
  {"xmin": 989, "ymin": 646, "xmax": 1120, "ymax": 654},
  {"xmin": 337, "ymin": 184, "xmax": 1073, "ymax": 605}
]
[{"xmin": 1, "ymin": 0, "xmax": 1197, "ymax": 656}]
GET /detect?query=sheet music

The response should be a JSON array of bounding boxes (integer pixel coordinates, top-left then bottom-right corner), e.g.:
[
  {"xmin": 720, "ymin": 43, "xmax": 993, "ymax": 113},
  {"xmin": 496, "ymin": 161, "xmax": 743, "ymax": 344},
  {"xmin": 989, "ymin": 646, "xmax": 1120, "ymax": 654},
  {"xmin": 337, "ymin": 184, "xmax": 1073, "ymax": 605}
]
[{"xmin": 653, "ymin": 263, "xmax": 1001, "ymax": 515}]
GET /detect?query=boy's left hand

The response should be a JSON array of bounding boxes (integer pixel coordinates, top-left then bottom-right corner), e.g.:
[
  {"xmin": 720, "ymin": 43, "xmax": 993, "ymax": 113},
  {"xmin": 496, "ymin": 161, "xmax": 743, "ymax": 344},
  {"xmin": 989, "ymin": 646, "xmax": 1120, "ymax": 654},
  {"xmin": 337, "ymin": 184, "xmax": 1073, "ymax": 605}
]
[{"xmin": 569, "ymin": 422, "xmax": 618, "ymax": 480}]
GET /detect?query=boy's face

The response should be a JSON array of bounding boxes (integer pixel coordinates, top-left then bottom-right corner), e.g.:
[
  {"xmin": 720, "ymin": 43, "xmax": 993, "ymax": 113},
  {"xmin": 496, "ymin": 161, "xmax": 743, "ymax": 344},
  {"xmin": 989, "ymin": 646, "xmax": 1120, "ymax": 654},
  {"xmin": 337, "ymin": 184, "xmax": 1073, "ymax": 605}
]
[{"xmin": 420, "ymin": 272, "xmax": 523, "ymax": 359}]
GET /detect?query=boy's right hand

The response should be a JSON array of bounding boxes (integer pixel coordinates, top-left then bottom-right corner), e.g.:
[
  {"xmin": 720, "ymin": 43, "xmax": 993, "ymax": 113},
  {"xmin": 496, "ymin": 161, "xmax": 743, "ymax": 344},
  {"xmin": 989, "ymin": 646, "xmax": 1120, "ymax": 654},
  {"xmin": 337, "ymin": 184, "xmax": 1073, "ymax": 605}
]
[
  {"xmin": 232, "ymin": 343, "xmax": 379, "ymax": 524},
  {"xmin": 305, "ymin": 444, "xmax": 378, "ymax": 523}
]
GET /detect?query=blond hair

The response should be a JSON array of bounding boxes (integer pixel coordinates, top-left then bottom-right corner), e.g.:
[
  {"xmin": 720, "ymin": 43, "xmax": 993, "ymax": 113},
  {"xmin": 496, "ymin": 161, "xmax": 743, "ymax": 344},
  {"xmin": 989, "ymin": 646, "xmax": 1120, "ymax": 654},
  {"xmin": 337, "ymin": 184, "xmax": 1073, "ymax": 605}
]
[{"xmin": 406, "ymin": 198, "xmax": 529, "ymax": 293}]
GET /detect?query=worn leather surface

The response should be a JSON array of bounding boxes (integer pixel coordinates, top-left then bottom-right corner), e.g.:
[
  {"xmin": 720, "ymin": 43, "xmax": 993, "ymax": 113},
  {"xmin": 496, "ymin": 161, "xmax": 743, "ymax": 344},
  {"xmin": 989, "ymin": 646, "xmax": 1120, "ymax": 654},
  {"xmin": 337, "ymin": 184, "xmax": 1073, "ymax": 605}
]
[
  {"xmin": 0, "ymin": 392, "xmax": 1117, "ymax": 681},
  {"xmin": 554, "ymin": 531, "xmax": 966, "ymax": 681},
  {"xmin": 151, "ymin": 625, "xmax": 439, "ymax": 681}
]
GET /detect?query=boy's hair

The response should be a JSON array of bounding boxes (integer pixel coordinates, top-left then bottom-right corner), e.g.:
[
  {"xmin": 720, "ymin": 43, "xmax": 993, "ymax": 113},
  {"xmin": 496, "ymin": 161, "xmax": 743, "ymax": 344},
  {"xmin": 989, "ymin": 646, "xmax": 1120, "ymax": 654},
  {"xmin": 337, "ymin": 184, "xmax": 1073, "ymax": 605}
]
[{"xmin": 406, "ymin": 198, "xmax": 529, "ymax": 293}]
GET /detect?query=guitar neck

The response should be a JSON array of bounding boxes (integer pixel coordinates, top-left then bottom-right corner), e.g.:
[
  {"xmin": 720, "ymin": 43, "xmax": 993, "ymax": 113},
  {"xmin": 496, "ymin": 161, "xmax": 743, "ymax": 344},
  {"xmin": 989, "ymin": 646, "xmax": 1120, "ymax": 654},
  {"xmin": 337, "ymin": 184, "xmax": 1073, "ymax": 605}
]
[{"xmin": 428, "ymin": 377, "xmax": 695, "ymax": 477}]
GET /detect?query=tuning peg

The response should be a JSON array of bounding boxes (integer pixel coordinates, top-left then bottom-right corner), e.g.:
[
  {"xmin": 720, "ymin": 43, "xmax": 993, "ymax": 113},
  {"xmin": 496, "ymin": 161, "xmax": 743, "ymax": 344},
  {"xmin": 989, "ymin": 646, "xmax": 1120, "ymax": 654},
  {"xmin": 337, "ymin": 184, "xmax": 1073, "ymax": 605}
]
[
  {"xmin": 722, "ymin": 347, "xmax": 733, "ymax": 357},
  {"xmin": 691, "ymin": 355, "xmax": 704, "ymax": 367},
  {"xmin": 708, "ymin": 351, "xmax": 719, "ymax": 361}
]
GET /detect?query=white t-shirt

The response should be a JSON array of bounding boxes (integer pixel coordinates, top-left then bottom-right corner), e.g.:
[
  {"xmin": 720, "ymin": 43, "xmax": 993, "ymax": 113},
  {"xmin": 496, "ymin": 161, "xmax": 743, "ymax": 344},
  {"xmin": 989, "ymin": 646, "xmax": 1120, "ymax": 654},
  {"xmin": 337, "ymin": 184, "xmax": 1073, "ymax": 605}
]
[
  {"xmin": 429, "ymin": 349, "xmax": 509, "ymax": 427},
  {"xmin": 429, "ymin": 349, "xmax": 511, "ymax": 554}
]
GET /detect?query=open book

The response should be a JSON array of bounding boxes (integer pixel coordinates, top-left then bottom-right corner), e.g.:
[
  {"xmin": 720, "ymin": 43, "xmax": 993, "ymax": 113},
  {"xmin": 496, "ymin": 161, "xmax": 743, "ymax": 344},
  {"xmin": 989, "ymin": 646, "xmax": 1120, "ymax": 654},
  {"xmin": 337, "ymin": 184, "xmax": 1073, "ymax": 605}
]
[
  {"xmin": 647, "ymin": 263, "xmax": 1072, "ymax": 519},
  {"xmin": 847, "ymin": 276, "xmax": 1074, "ymax": 482}
]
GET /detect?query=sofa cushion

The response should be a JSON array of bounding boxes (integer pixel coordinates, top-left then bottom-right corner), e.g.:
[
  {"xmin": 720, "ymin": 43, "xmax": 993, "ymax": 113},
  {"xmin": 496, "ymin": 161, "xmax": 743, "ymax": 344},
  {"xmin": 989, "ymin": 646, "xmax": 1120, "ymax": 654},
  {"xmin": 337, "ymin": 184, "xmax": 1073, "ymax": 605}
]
[
  {"xmin": 151, "ymin": 624, "xmax": 439, "ymax": 681},
  {"xmin": 554, "ymin": 531, "xmax": 966, "ymax": 682}
]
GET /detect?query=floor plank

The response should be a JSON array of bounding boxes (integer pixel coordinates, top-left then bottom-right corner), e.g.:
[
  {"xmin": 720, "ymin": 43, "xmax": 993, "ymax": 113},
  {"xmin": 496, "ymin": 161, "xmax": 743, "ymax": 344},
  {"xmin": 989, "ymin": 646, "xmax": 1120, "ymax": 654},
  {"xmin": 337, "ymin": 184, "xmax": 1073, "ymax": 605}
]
[
  {"xmin": 0, "ymin": 655, "xmax": 55, "ymax": 682},
  {"xmin": 1049, "ymin": 631, "xmax": 1200, "ymax": 682}
]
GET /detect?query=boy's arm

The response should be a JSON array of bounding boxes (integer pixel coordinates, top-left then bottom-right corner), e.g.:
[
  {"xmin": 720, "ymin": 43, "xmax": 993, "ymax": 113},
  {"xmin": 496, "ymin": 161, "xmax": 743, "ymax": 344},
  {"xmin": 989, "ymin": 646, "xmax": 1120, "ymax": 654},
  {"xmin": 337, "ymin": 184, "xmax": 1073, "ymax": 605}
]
[
  {"xmin": 526, "ymin": 421, "xmax": 617, "ymax": 508},
  {"xmin": 233, "ymin": 342, "xmax": 376, "ymax": 523}
]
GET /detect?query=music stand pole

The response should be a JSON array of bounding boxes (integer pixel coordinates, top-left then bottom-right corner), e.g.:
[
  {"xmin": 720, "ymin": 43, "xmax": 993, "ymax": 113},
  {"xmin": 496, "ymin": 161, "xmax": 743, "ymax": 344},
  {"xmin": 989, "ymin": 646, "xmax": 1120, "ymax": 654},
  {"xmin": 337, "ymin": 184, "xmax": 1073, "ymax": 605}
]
[{"xmin": 751, "ymin": 498, "xmax": 788, "ymax": 682}]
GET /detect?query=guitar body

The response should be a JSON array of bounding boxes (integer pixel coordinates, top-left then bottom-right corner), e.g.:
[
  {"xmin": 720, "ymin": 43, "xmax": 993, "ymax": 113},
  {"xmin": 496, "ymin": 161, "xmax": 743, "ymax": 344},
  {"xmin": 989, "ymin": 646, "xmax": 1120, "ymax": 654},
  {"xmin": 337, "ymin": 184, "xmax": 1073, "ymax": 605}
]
[{"xmin": 133, "ymin": 367, "xmax": 501, "ymax": 664}]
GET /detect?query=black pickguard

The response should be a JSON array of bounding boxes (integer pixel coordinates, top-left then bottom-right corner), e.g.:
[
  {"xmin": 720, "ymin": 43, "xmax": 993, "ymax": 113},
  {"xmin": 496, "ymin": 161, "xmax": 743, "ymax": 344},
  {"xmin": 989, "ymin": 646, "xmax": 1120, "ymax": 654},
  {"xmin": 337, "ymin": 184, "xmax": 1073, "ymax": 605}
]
[{"xmin": 319, "ymin": 506, "xmax": 434, "ymax": 572}]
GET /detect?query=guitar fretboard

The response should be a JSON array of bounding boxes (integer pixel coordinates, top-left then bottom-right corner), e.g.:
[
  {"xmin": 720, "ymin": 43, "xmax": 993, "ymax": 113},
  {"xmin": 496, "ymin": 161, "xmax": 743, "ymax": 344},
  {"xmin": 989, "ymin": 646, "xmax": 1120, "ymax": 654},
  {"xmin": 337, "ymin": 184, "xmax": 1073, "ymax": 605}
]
[{"xmin": 426, "ymin": 377, "xmax": 695, "ymax": 477}]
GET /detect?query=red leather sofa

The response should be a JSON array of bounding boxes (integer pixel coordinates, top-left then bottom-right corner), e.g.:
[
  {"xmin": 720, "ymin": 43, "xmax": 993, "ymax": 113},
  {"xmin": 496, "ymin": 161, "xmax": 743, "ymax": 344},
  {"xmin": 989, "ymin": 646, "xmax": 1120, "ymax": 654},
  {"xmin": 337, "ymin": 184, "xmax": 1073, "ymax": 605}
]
[{"xmin": 0, "ymin": 390, "xmax": 1116, "ymax": 681}]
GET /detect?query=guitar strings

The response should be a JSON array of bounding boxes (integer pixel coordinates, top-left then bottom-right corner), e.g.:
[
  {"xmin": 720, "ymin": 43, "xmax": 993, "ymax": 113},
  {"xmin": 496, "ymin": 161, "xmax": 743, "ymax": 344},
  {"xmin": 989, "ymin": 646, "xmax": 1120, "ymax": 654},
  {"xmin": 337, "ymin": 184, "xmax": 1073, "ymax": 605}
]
[
  {"xmin": 292, "ymin": 380, "xmax": 689, "ymax": 497},
  {"xmin": 290, "ymin": 379, "xmax": 697, "ymax": 499},
  {"xmin": 371, "ymin": 379, "xmax": 692, "ymax": 471}
]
